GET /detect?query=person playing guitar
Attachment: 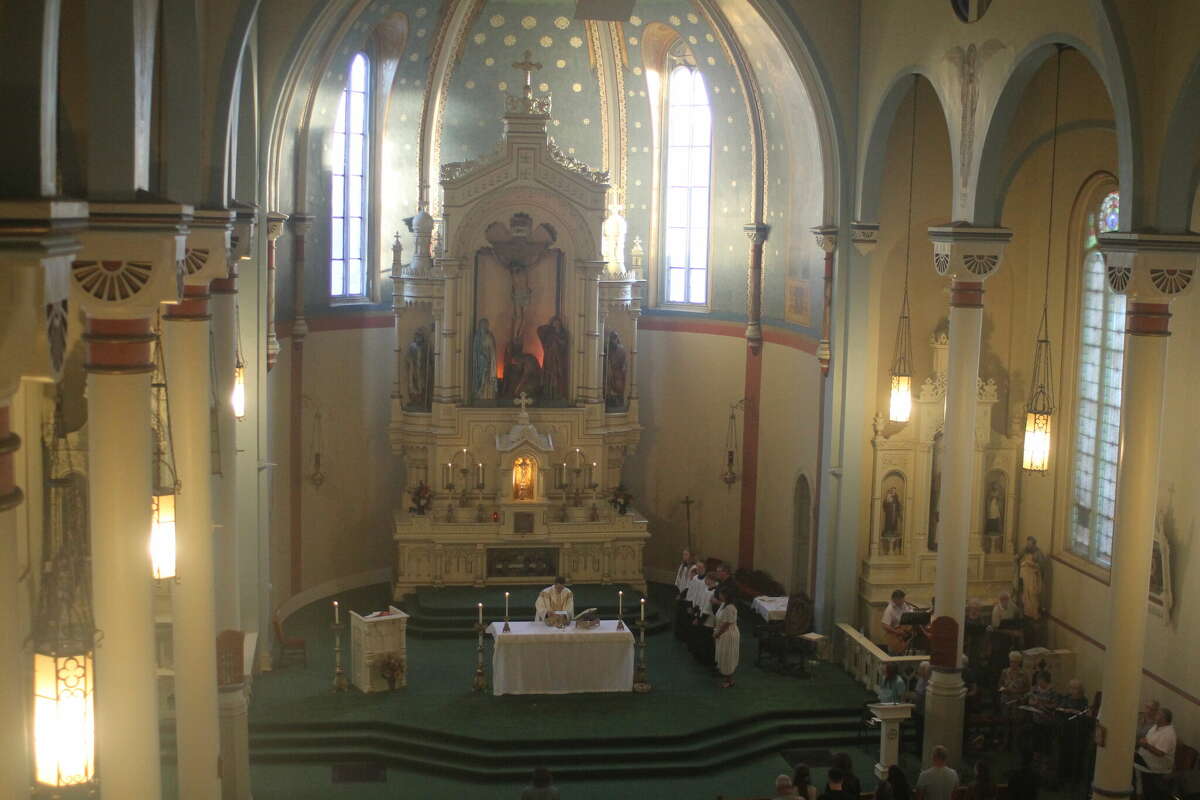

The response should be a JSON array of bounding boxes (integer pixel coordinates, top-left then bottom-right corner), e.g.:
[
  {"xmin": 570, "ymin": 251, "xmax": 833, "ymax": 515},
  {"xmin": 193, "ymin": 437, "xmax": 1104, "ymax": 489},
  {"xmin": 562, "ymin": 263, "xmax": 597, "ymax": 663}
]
[{"xmin": 882, "ymin": 589, "xmax": 930, "ymax": 655}]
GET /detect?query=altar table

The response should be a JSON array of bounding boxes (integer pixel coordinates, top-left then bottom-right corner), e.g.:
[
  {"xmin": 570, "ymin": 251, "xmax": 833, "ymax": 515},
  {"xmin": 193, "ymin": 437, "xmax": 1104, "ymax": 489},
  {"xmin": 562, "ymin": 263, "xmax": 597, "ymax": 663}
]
[
  {"xmin": 752, "ymin": 595, "xmax": 789, "ymax": 622},
  {"xmin": 486, "ymin": 620, "xmax": 634, "ymax": 696}
]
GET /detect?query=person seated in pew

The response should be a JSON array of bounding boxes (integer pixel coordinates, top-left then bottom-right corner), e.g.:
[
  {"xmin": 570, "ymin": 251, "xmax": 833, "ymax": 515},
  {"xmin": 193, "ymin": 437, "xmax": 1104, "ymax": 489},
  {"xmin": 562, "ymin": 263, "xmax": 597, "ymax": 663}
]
[
  {"xmin": 533, "ymin": 576, "xmax": 574, "ymax": 623},
  {"xmin": 1135, "ymin": 706, "xmax": 1177, "ymax": 800},
  {"xmin": 877, "ymin": 662, "xmax": 909, "ymax": 703},
  {"xmin": 997, "ymin": 651, "xmax": 1030, "ymax": 748}
]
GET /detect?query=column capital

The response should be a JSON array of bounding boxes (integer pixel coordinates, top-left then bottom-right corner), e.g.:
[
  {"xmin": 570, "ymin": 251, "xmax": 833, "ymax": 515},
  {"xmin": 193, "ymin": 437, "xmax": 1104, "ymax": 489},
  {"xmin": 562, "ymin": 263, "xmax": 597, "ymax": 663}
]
[
  {"xmin": 0, "ymin": 200, "xmax": 87, "ymax": 388},
  {"xmin": 1098, "ymin": 232, "xmax": 1200, "ymax": 302},
  {"xmin": 928, "ymin": 223, "xmax": 1011, "ymax": 282},
  {"xmin": 850, "ymin": 221, "xmax": 879, "ymax": 255},
  {"xmin": 72, "ymin": 200, "xmax": 193, "ymax": 320},
  {"xmin": 810, "ymin": 224, "xmax": 838, "ymax": 254},
  {"xmin": 265, "ymin": 211, "xmax": 289, "ymax": 242},
  {"xmin": 743, "ymin": 222, "xmax": 770, "ymax": 244},
  {"xmin": 230, "ymin": 201, "xmax": 260, "ymax": 265},
  {"xmin": 187, "ymin": 208, "xmax": 234, "ymax": 287},
  {"xmin": 288, "ymin": 213, "xmax": 315, "ymax": 236}
]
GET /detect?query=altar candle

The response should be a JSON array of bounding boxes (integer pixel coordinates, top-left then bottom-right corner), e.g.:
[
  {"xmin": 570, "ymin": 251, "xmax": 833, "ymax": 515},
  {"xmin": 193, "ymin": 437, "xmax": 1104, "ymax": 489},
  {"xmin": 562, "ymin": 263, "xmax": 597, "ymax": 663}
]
[
  {"xmin": 477, "ymin": 463, "xmax": 484, "ymax": 488},
  {"xmin": 618, "ymin": 590, "xmax": 623, "ymax": 617},
  {"xmin": 477, "ymin": 602, "xmax": 483, "ymax": 625},
  {"xmin": 333, "ymin": 600, "xmax": 340, "ymax": 625},
  {"xmin": 505, "ymin": 591, "xmax": 510, "ymax": 618},
  {"xmin": 640, "ymin": 597, "xmax": 646, "ymax": 622}
]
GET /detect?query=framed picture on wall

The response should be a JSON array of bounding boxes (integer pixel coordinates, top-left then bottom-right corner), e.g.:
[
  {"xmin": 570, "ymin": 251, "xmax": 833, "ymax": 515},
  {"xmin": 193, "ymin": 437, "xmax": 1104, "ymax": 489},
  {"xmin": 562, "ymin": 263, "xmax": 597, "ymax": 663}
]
[{"xmin": 785, "ymin": 277, "xmax": 812, "ymax": 327}]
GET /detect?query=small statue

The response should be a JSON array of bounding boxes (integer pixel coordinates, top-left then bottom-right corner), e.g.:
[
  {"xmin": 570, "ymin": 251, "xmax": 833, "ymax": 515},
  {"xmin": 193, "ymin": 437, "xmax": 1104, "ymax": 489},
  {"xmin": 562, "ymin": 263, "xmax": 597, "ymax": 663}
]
[
  {"xmin": 881, "ymin": 486, "xmax": 902, "ymax": 554},
  {"xmin": 609, "ymin": 484, "xmax": 633, "ymax": 515},
  {"xmin": 538, "ymin": 316, "xmax": 570, "ymax": 402},
  {"xmin": 604, "ymin": 330, "xmax": 627, "ymax": 409},
  {"xmin": 1015, "ymin": 536, "xmax": 1047, "ymax": 620},
  {"xmin": 409, "ymin": 481, "xmax": 432, "ymax": 516},
  {"xmin": 589, "ymin": 503, "xmax": 600, "ymax": 522},
  {"xmin": 445, "ymin": 503, "xmax": 455, "ymax": 523},
  {"xmin": 404, "ymin": 326, "xmax": 434, "ymax": 410},
  {"xmin": 472, "ymin": 318, "xmax": 497, "ymax": 401}
]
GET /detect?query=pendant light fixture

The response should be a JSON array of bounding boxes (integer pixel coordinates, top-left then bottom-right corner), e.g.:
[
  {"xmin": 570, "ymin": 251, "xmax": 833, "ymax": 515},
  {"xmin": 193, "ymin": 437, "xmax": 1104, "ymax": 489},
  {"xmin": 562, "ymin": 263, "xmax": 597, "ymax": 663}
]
[
  {"xmin": 888, "ymin": 76, "xmax": 919, "ymax": 423},
  {"xmin": 720, "ymin": 399, "xmax": 744, "ymax": 487},
  {"xmin": 1022, "ymin": 47, "xmax": 1064, "ymax": 473},
  {"xmin": 151, "ymin": 317, "xmax": 180, "ymax": 581},
  {"xmin": 231, "ymin": 296, "xmax": 247, "ymax": 421},
  {"xmin": 33, "ymin": 394, "xmax": 97, "ymax": 791}
]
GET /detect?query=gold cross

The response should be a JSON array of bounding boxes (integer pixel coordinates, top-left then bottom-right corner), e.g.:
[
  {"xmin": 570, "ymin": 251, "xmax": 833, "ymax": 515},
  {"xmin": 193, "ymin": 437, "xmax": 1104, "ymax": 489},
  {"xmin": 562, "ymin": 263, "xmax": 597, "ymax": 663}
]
[
  {"xmin": 512, "ymin": 50, "xmax": 543, "ymax": 97},
  {"xmin": 514, "ymin": 392, "xmax": 534, "ymax": 412}
]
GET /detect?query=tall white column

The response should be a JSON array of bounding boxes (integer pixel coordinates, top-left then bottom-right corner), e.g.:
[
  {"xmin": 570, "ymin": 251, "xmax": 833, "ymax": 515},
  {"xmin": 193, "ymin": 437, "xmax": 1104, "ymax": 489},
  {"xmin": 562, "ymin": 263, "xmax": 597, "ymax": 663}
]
[
  {"xmin": 165, "ymin": 285, "xmax": 222, "ymax": 800},
  {"xmin": 86, "ymin": 316, "xmax": 162, "ymax": 799},
  {"xmin": 0, "ymin": 397, "xmax": 27, "ymax": 798},
  {"xmin": 922, "ymin": 225, "xmax": 1009, "ymax": 768},
  {"xmin": 1090, "ymin": 234, "xmax": 1198, "ymax": 798},
  {"xmin": 211, "ymin": 278, "xmax": 241, "ymax": 631}
]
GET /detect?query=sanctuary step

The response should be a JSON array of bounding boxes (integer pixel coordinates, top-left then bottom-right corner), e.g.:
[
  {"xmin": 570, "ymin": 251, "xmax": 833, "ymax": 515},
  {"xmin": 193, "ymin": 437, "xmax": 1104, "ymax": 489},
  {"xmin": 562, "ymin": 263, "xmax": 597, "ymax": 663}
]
[{"xmin": 398, "ymin": 583, "xmax": 671, "ymax": 639}]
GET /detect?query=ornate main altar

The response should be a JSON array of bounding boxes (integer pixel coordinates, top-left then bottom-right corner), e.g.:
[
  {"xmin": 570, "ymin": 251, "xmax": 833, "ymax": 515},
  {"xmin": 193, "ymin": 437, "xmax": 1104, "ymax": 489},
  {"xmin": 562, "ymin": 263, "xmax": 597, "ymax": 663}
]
[{"xmin": 389, "ymin": 57, "xmax": 648, "ymax": 599}]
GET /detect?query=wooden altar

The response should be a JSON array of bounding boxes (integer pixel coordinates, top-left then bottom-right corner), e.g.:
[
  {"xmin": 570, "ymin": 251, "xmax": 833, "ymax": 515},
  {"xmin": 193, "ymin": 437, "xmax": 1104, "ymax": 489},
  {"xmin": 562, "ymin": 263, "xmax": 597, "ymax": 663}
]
[{"xmin": 389, "ymin": 58, "xmax": 648, "ymax": 599}]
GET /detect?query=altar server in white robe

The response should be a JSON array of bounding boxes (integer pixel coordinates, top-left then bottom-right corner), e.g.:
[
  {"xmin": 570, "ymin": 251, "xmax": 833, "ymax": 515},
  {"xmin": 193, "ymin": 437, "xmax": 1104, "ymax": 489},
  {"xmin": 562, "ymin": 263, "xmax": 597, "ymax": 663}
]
[
  {"xmin": 713, "ymin": 587, "xmax": 740, "ymax": 688},
  {"xmin": 674, "ymin": 549, "xmax": 694, "ymax": 594},
  {"xmin": 534, "ymin": 576, "xmax": 575, "ymax": 622}
]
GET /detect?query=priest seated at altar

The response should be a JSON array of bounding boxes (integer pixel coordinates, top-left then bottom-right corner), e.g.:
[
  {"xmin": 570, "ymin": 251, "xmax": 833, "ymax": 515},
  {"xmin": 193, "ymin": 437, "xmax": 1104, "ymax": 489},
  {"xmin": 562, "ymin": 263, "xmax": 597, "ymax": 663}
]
[{"xmin": 534, "ymin": 577, "xmax": 575, "ymax": 623}]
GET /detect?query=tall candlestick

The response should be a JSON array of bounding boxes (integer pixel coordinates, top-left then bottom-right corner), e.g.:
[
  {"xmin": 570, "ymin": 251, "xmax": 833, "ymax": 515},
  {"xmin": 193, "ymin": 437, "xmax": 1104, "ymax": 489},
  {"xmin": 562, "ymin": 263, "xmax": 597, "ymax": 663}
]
[
  {"xmin": 618, "ymin": 590, "xmax": 623, "ymax": 617},
  {"xmin": 640, "ymin": 597, "xmax": 646, "ymax": 622},
  {"xmin": 333, "ymin": 600, "xmax": 340, "ymax": 625},
  {"xmin": 505, "ymin": 591, "xmax": 510, "ymax": 618},
  {"xmin": 477, "ymin": 602, "xmax": 483, "ymax": 625}
]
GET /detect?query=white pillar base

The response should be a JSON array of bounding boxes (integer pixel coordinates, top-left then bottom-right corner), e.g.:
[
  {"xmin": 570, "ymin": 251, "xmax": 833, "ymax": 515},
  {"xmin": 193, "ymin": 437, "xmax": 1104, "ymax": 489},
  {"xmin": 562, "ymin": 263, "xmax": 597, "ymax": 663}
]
[
  {"xmin": 219, "ymin": 683, "xmax": 253, "ymax": 800},
  {"xmin": 922, "ymin": 668, "xmax": 966, "ymax": 768}
]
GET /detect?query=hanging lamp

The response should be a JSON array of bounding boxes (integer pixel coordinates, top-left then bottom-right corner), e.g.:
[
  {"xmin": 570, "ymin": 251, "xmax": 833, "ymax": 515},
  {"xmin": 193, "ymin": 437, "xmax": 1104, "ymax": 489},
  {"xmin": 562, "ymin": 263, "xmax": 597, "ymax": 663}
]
[
  {"xmin": 1022, "ymin": 47, "xmax": 1064, "ymax": 473},
  {"xmin": 33, "ymin": 394, "xmax": 97, "ymax": 791},
  {"xmin": 231, "ymin": 295, "xmax": 247, "ymax": 421},
  {"xmin": 720, "ymin": 400, "xmax": 743, "ymax": 487},
  {"xmin": 151, "ymin": 317, "xmax": 180, "ymax": 580},
  {"xmin": 888, "ymin": 76, "xmax": 920, "ymax": 423}
]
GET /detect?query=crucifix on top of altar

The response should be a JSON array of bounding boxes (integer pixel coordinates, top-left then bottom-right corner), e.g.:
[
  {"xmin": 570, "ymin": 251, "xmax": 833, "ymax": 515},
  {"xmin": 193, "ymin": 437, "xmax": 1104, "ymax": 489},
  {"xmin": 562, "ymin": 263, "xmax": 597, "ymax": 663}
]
[{"xmin": 387, "ymin": 53, "xmax": 649, "ymax": 599}]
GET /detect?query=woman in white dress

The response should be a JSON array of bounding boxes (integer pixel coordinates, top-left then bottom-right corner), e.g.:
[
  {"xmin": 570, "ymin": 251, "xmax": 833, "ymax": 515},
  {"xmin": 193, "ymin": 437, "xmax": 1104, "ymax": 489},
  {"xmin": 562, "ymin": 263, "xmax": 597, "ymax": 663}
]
[{"xmin": 713, "ymin": 587, "xmax": 740, "ymax": 688}]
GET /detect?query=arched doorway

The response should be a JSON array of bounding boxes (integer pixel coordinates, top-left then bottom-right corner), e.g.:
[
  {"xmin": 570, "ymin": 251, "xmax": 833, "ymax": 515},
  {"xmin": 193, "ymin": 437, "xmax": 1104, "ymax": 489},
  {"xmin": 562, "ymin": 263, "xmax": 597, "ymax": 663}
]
[{"xmin": 792, "ymin": 475, "xmax": 813, "ymax": 594}]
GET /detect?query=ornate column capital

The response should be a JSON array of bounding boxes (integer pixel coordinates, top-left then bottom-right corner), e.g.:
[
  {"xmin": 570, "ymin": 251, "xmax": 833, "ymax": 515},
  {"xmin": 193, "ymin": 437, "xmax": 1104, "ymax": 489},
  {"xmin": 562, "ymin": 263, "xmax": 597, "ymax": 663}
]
[
  {"xmin": 811, "ymin": 225, "xmax": 838, "ymax": 254},
  {"xmin": 744, "ymin": 223, "xmax": 770, "ymax": 244},
  {"xmin": 850, "ymin": 221, "xmax": 879, "ymax": 255},
  {"xmin": 0, "ymin": 200, "xmax": 87, "ymax": 389},
  {"xmin": 1098, "ymin": 232, "xmax": 1200, "ymax": 301},
  {"xmin": 927, "ymin": 223, "xmax": 1011, "ymax": 282},
  {"xmin": 230, "ymin": 200, "xmax": 260, "ymax": 266},
  {"xmin": 186, "ymin": 208, "xmax": 235, "ymax": 287},
  {"xmin": 265, "ymin": 211, "xmax": 289, "ymax": 242},
  {"xmin": 71, "ymin": 200, "xmax": 192, "ymax": 321},
  {"xmin": 288, "ymin": 213, "xmax": 315, "ymax": 237}
]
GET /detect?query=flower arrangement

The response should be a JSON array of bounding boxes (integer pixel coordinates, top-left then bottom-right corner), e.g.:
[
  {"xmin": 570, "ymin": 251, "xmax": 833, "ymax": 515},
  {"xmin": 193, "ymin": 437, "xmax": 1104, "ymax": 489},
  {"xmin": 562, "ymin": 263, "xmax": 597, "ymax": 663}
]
[
  {"xmin": 379, "ymin": 653, "xmax": 405, "ymax": 689},
  {"xmin": 409, "ymin": 481, "xmax": 432, "ymax": 515},
  {"xmin": 609, "ymin": 484, "xmax": 633, "ymax": 515}
]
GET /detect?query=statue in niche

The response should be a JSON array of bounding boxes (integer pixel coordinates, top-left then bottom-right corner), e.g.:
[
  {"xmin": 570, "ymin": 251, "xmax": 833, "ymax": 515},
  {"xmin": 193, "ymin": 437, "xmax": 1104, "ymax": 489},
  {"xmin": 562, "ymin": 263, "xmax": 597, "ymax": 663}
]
[
  {"xmin": 604, "ymin": 330, "xmax": 627, "ymax": 409},
  {"xmin": 501, "ymin": 338, "xmax": 542, "ymax": 399},
  {"xmin": 1014, "ymin": 535, "xmax": 1047, "ymax": 620},
  {"xmin": 513, "ymin": 457, "xmax": 535, "ymax": 500},
  {"xmin": 484, "ymin": 213, "xmax": 557, "ymax": 347},
  {"xmin": 538, "ymin": 315, "xmax": 570, "ymax": 402},
  {"xmin": 881, "ymin": 486, "xmax": 902, "ymax": 555},
  {"xmin": 983, "ymin": 479, "xmax": 1005, "ymax": 553},
  {"xmin": 404, "ymin": 326, "xmax": 434, "ymax": 410},
  {"xmin": 472, "ymin": 318, "xmax": 498, "ymax": 402}
]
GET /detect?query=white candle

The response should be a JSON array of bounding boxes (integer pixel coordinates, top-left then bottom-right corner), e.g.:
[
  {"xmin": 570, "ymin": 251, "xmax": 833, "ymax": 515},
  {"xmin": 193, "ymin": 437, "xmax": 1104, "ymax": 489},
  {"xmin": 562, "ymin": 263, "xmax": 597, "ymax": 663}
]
[
  {"xmin": 640, "ymin": 597, "xmax": 646, "ymax": 622},
  {"xmin": 477, "ymin": 602, "xmax": 483, "ymax": 625},
  {"xmin": 505, "ymin": 591, "xmax": 510, "ymax": 618},
  {"xmin": 333, "ymin": 600, "xmax": 340, "ymax": 625},
  {"xmin": 618, "ymin": 590, "xmax": 623, "ymax": 617}
]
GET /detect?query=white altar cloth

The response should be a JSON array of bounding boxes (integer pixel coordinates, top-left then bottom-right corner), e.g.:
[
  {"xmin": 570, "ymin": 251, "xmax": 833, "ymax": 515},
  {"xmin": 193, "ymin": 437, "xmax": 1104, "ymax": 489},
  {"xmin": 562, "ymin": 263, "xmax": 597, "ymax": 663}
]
[
  {"xmin": 486, "ymin": 620, "xmax": 634, "ymax": 696},
  {"xmin": 753, "ymin": 595, "xmax": 789, "ymax": 622}
]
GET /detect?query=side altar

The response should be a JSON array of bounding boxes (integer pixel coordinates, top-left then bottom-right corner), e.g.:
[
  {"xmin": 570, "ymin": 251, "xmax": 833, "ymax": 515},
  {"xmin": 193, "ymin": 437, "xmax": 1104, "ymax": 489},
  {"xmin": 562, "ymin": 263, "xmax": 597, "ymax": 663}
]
[{"xmin": 389, "ymin": 55, "xmax": 648, "ymax": 600}]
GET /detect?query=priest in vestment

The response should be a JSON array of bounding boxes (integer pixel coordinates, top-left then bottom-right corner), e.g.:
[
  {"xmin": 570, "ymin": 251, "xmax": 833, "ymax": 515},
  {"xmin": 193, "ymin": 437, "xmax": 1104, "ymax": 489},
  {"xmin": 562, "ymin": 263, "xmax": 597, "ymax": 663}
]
[{"xmin": 534, "ymin": 576, "xmax": 575, "ymax": 622}]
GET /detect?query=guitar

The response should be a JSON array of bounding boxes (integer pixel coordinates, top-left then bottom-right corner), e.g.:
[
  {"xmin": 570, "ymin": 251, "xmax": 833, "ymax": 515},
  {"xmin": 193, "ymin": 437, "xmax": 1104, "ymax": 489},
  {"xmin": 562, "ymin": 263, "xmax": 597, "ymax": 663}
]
[{"xmin": 882, "ymin": 607, "xmax": 931, "ymax": 655}]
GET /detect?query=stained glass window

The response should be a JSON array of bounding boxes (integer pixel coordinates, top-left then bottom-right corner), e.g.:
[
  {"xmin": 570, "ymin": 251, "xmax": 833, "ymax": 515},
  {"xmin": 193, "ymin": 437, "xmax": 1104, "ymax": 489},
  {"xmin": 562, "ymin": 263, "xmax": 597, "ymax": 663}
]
[
  {"xmin": 663, "ymin": 62, "xmax": 711, "ymax": 305},
  {"xmin": 1069, "ymin": 189, "xmax": 1124, "ymax": 567},
  {"xmin": 330, "ymin": 53, "xmax": 369, "ymax": 299}
]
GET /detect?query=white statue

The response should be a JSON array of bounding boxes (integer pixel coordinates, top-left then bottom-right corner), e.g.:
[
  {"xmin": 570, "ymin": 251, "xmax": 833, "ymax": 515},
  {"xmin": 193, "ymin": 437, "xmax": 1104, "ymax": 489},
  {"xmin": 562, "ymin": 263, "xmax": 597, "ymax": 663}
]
[{"xmin": 602, "ymin": 203, "xmax": 627, "ymax": 275}]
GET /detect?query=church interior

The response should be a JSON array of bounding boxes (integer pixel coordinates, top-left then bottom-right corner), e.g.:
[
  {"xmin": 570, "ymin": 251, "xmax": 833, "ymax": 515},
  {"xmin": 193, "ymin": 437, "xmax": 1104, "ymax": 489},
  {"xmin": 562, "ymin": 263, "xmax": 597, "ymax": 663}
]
[{"xmin": 4, "ymin": 0, "xmax": 1200, "ymax": 798}]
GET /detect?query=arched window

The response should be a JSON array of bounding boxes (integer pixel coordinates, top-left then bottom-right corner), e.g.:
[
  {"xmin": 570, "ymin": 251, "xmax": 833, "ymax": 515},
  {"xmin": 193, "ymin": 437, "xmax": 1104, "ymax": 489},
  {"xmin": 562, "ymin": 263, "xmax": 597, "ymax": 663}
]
[
  {"xmin": 330, "ymin": 52, "xmax": 370, "ymax": 299},
  {"xmin": 662, "ymin": 57, "xmax": 711, "ymax": 306},
  {"xmin": 1069, "ymin": 189, "xmax": 1124, "ymax": 566}
]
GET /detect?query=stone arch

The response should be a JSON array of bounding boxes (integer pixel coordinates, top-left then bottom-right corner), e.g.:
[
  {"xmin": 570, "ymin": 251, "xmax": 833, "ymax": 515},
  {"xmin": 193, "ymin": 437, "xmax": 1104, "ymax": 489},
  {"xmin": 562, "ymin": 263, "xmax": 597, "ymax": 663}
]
[
  {"xmin": 1154, "ymin": 51, "xmax": 1200, "ymax": 233},
  {"xmin": 857, "ymin": 70, "xmax": 956, "ymax": 224},
  {"xmin": 973, "ymin": 35, "xmax": 1134, "ymax": 228}
]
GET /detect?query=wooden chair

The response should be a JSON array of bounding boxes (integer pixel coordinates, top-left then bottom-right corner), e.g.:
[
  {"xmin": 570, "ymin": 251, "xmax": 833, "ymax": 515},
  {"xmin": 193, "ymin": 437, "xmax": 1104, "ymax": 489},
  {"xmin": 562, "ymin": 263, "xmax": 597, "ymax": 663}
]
[
  {"xmin": 759, "ymin": 593, "xmax": 814, "ymax": 676},
  {"xmin": 272, "ymin": 613, "xmax": 307, "ymax": 668}
]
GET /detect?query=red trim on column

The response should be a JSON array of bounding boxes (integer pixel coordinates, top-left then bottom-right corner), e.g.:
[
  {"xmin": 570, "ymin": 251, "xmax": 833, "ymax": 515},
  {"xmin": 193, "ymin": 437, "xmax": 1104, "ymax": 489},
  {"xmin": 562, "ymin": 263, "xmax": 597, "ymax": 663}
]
[
  {"xmin": 738, "ymin": 342, "xmax": 763, "ymax": 569},
  {"xmin": 84, "ymin": 317, "xmax": 155, "ymax": 373},
  {"xmin": 0, "ymin": 405, "xmax": 21, "ymax": 511},
  {"xmin": 1127, "ymin": 302, "xmax": 1171, "ymax": 336},
  {"xmin": 164, "ymin": 284, "xmax": 212, "ymax": 321},
  {"xmin": 210, "ymin": 276, "xmax": 238, "ymax": 295},
  {"xmin": 949, "ymin": 280, "xmax": 984, "ymax": 308}
]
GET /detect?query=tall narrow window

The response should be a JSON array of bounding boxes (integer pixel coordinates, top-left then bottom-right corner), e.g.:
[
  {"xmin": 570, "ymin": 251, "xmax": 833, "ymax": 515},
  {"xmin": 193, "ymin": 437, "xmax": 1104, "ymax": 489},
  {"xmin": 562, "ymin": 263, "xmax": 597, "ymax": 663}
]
[
  {"xmin": 663, "ymin": 61, "xmax": 711, "ymax": 305},
  {"xmin": 1069, "ymin": 190, "xmax": 1124, "ymax": 566},
  {"xmin": 331, "ymin": 53, "xmax": 369, "ymax": 299}
]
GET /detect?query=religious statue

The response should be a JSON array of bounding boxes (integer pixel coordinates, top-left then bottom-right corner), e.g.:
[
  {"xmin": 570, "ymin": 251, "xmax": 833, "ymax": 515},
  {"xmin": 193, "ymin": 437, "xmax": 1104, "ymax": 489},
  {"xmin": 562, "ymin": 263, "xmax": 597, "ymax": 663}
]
[
  {"xmin": 881, "ymin": 487, "xmax": 902, "ymax": 554},
  {"xmin": 984, "ymin": 481, "xmax": 1005, "ymax": 552},
  {"xmin": 404, "ymin": 326, "xmax": 434, "ymax": 410},
  {"xmin": 513, "ymin": 457, "xmax": 535, "ymax": 500},
  {"xmin": 484, "ymin": 212, "xmax": 557, "ymax": 347},
  {"xmin": 538, "ymin": 315, "xmax": 569, "ymax": 402},
  {"xmin": 472, "ymin": 318, "xmax": 497, "ymax": 402},
  {"xmin": 501, "ymin": 338, "xmax": 541, "ymax": 399},
  {"xmin": 604, "ymin": 330, "xmax": 627, "ymax": 409},
  {"xmin": 1015, "ymin": 536, "xmax": 1047, "ymax": 620}
]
